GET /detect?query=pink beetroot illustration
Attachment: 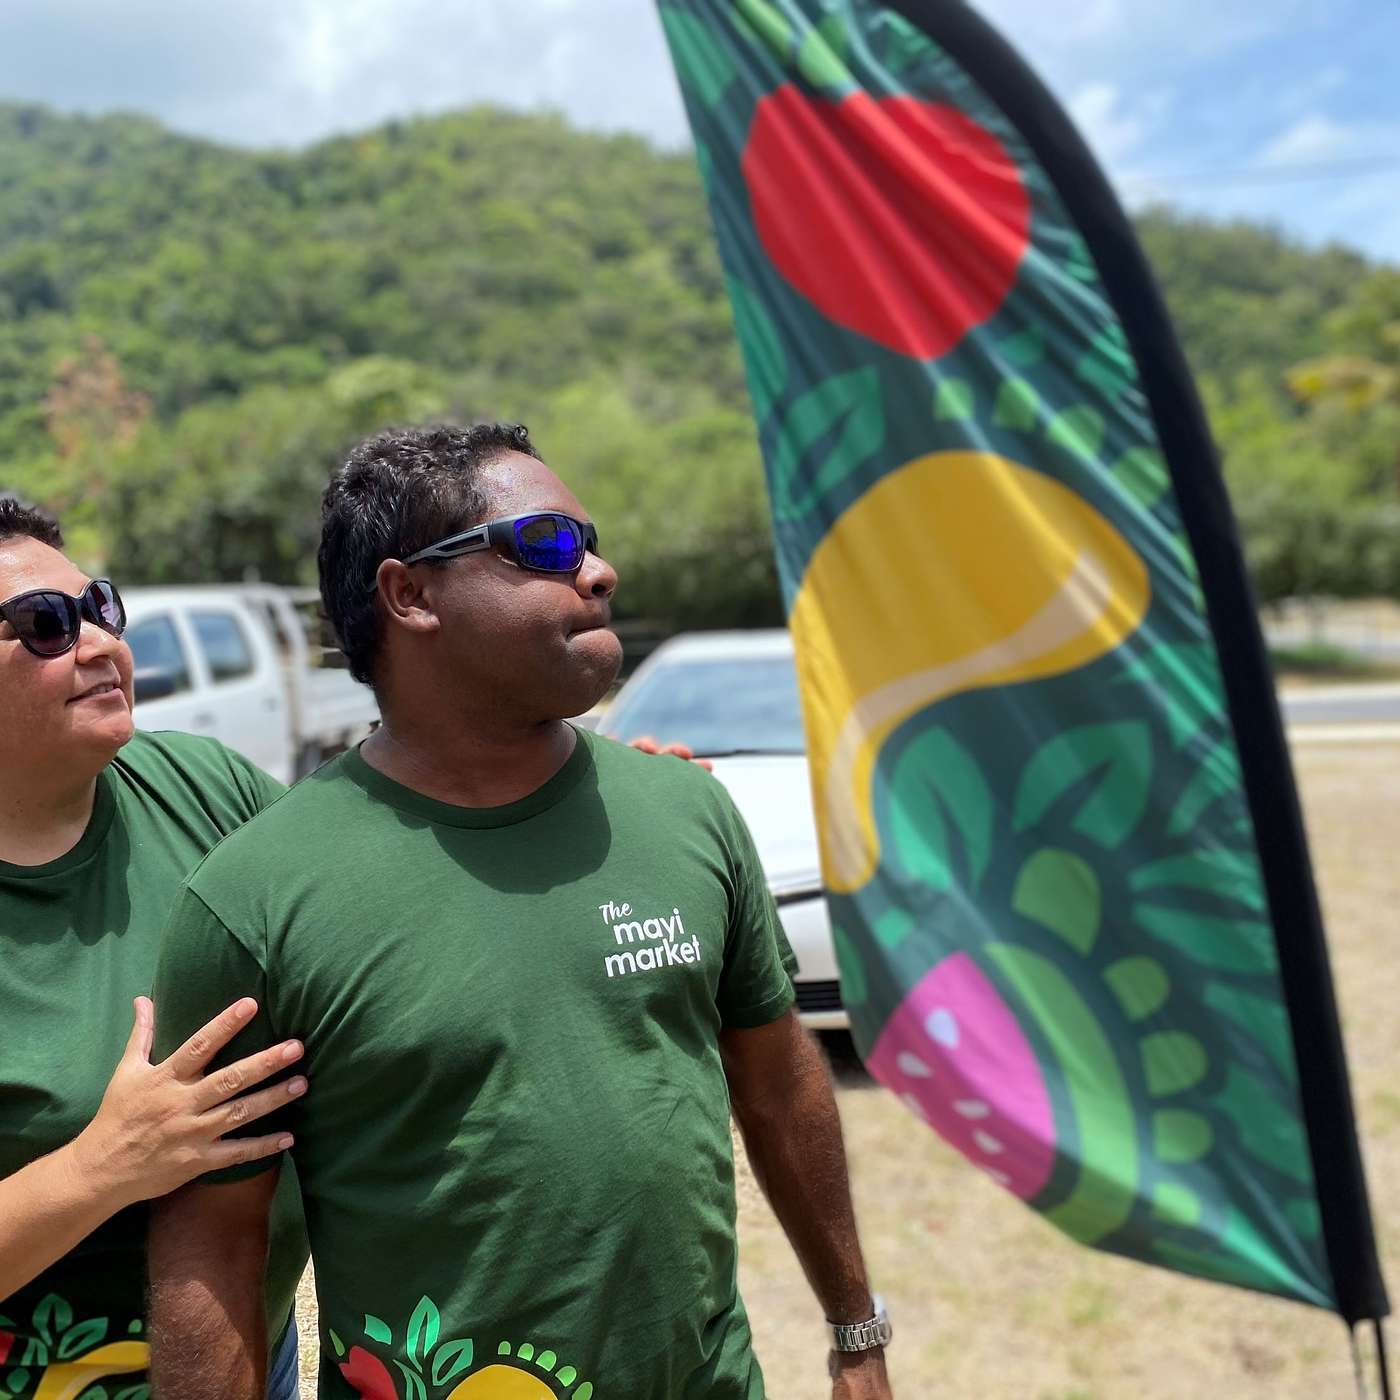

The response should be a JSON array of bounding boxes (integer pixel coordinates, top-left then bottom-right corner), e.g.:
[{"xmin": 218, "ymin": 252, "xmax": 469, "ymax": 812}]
[{"xmin": 865, "ymin": 951, "xmax": 1056, "ymax": 1200}]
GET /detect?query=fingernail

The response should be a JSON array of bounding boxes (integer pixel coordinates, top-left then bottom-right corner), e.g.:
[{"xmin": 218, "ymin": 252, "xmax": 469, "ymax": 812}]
[
  {"xmin": 236, "ymin": 998, "xmax": 256, "ymax": 1019},
  {"xmin": 278, "ymin": 1135, "xmax": 295, "ymax": 1150},
  {"xmin": 281, "ymin": 1042, "xmax": 303, "ymax": 1062},
  {"xmin": 287, "ymin": 1077, "xmax": 307, "ymax": 1096}
]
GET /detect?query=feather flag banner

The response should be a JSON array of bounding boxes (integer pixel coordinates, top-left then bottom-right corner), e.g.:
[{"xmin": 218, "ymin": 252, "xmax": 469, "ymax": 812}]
[{"xmin": 657, "ymin": 0, "xmax": 1389, "ymax": 1323}]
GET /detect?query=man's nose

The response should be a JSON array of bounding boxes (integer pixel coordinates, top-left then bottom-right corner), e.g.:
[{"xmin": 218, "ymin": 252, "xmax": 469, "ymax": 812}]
[
  {"xmin": 576, "ymin": 550, "xmax": 618, "ymax": 600},
  {"xmin": 74, "ymin": 618, "xmax": 124, "ymax": 664}
]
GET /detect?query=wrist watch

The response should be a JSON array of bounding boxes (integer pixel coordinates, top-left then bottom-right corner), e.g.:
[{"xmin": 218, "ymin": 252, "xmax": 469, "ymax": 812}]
[{"xmin": 828, "ymin": 1294, "xmax": 892, "ymax": 1352}]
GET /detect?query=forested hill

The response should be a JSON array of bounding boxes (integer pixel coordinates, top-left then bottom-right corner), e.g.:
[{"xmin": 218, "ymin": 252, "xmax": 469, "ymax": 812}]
[{"xmin": 2, "ymin": 102, "xmax": 1396, "ymax": 620}]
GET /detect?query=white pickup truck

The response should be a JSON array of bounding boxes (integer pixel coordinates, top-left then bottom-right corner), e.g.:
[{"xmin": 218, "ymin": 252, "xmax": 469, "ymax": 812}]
[{"xmin": 123, "ymin": 584, "xmax": 379, "ymax": 785}]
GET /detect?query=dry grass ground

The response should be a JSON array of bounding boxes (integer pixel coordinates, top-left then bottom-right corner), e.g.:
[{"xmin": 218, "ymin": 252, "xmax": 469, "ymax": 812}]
[{"xmin": 297, "ymin": 743, "xmax": 1398, "ymax": 1398}]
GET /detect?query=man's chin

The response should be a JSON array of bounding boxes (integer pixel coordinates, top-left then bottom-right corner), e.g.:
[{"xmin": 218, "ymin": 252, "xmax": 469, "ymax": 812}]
[{"xmin": 560, "ymin": 629, "xmax": 623, "ymax": 714}]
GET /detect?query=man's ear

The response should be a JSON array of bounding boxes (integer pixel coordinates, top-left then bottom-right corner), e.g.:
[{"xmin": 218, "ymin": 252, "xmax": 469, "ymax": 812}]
[{"xmin": 375, "ymin": 560, "xmax": 441, "ymax": 636}]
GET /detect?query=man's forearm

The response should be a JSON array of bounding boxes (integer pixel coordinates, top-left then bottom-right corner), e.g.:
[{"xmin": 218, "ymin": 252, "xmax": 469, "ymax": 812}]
[
  {"xmin": 148, "ymin": 1177, "xmax": 274, "ymax": 1400},
  {"xmin": 730, "ymin": 1027, "xmax": 873, "ymax": 1321}
]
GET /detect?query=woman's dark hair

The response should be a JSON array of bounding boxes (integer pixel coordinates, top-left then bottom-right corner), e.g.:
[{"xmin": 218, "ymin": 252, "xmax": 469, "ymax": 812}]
[
  {"xmin": 318, "ymin": 423, "xmax": 541, "ymax": 686},
  {"xmin": 0, "ymin": 494, "xmax": 63, "ymax": 549}
]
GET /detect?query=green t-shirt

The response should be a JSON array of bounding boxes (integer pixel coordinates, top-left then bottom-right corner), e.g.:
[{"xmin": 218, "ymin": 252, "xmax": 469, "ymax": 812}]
[
  {"xmin": 0, "ymin": 730, "xmax": 308, "ymax": 1400},
  {"xmin": 152, "ymin": 727, "xmax": 796, "ymax": 1400}
]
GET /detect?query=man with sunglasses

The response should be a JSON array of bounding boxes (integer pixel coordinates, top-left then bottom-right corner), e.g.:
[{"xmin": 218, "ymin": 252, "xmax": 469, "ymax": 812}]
[
  {"xmin": 0, "ymin": 497, "xmax": 314, "ymax": 1400},
  {"xmin": 146, "ymin": 423, "xmax": 892, "ymax": 1399}
]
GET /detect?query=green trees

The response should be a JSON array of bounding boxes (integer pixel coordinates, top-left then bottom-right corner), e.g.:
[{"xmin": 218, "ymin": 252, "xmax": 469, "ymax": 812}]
[{"xmin": 0, "ymin": 105, "xmax": 1394, "ymax": 626}]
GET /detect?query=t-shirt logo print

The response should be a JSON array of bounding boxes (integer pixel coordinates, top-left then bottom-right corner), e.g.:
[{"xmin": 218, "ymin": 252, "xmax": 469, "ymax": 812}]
[
  {"xmin": 597, "ymin": 898, "xmax": 701, "ymax": 980},
  {"xmin": 331, "ymin": 1297, "xmax": 595, "ymax": 1399}
]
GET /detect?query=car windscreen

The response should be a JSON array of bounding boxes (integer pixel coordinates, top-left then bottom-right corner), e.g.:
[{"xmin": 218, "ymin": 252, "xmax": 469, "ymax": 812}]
[{"xmin": 603, "ymin": 655, "xmax": 805, "ymax": 756}]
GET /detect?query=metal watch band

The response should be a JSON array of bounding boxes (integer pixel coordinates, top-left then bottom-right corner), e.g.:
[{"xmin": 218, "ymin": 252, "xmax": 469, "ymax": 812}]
[{"xmin": 828, "ymin": 1295, "xmax": 892, "ymax": 1353}]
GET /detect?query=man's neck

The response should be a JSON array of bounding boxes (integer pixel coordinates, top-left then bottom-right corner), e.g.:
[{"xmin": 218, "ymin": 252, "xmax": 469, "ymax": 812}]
[
  {"xmin": 360, "ymin": 710, "xmax": 578, "ymax": 810},
  {"xmin": 0, "ymin": 768, "xmax": 101, "ymax": 867}
]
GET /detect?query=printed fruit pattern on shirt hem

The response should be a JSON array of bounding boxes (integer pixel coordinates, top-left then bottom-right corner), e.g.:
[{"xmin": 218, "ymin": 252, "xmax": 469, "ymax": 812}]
[
  {"xmin": 0, "ymin": 1291, "xmax": 149, "ymax": 1400},
  {"xmin": 330, "ymin": 1296, "xmax": 596, "ymax": 1399}
]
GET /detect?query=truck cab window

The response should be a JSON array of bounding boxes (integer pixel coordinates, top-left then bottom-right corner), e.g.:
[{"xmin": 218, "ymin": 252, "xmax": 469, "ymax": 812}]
[
  {"xmin": 126, "ymin": 616, "xmax": 192, "ymax": 693},
  {"xmin": 191, "ymin": 610, "xmax": 255, "ymax": 683}
]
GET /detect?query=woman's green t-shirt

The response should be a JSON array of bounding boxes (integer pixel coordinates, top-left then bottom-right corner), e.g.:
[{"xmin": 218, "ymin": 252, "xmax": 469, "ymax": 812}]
[{"xmin": 0, "ymin": 730, "xmax": 308, "ymax": 1400}]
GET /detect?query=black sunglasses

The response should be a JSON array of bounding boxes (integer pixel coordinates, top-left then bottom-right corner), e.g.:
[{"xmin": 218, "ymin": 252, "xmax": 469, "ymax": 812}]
[
  {"xmin": 0, "ymin": 579, "xmax": 127, "ymax": 658},
  {"xmin": 400, "ymin": 512, "xmax": 600, "ymax": 575}
]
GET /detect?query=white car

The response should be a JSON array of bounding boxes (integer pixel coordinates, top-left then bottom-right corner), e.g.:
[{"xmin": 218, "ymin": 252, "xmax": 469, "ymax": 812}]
[
  {"xmin": 597, "ymin": 630, "xmax": 845, "ymax": 1029},
  {"xmin": 123, "ymin": 585, "xmax": 378, "ymax": 785}
]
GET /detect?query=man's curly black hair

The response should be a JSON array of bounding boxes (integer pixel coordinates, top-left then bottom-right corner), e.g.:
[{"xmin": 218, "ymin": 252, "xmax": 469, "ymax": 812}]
[
  {"xmin": 0, "ymin": 494, "xmax": 63, "ymax": 550},
  {"xmin": 318, "ymin": 423, "xmax": 541, "ymax": 687}
]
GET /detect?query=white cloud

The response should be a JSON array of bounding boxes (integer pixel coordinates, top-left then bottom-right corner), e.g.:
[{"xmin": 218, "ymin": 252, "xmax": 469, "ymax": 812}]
[
  {"xmin": 1067, "ymin": 82, "xmax": 1145, "ymax": 165},
  {"xmin": 1259, "ymin": 113, "xmax": 1358, "ymax": 166}
]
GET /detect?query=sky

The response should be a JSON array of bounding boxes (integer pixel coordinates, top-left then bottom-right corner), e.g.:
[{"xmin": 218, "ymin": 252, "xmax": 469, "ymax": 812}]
[{"xmin": 0, "ymin": 0, "xmax": 1396, "ymax": 261}]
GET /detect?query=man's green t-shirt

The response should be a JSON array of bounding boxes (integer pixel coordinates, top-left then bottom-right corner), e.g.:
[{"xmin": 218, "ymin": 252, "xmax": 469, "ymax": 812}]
[
  {"xmin": 0, "ymin": 731, "xmax": 308, "ymax": 1399},
  {"xmin": 152, "ymin": 728, "xmax": 796, "ymax": 1400}
]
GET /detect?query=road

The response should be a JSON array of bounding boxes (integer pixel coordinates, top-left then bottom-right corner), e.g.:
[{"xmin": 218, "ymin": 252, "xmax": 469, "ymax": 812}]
[{"xmin": 1281, "ymin": 682, "xmax": 1400, "ymax": 743}]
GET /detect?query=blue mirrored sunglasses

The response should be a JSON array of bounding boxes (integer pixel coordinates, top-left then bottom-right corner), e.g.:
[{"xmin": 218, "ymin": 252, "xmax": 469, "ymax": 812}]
[{"xmin": 400, "ymin": 511, "xmax": 599, "ymax": 575}]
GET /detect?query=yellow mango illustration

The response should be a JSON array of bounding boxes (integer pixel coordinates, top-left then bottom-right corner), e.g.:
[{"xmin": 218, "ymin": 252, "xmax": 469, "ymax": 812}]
[
  {"xmin": 789, "ymin": 451, "xmax": 1149, "ymax": 893},
  {"xmin": 445, "ymin": 1364, "xmax": 559, "ymax": 1398},
  {"xmin": 32, "ymin": 1341, "xmax": 149, "ymax": 1400}
]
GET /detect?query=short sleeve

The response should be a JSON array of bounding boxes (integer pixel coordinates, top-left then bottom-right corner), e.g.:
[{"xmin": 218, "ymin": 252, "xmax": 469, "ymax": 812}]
[
  {"xmin": 713, "ymin": 794, "xmax": 797, "ymax": 1029},
  {"xmin": 150, "ymin": 884, "xmax": 298, "ymax": 1182},
  {"xmin": 222, "ymin": 746, "xmax": 289, "ymax": 821}
]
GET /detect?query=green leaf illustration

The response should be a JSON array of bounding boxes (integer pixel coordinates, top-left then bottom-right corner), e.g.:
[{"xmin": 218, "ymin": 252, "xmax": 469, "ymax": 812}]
[
  {"xmin": 395, "ymin": 1360, "xmax": 428, "ymax": 1400},
  {"xmin": 329, "ymin": 1329, "xmax": 345, "ymax": 1358},
  {"xmin": 933, "ymin": 376, "xmax": 974, "ymax": 421},
  {"xmin": 831, "ymin": 925, "xmax": 868, "ymax": 1006},
  {"xmin": 1045, "ymin": 404, "xmax": 1107, "ymax": 461},
  {"xmin": 32, "ymin": 1295, "xmax": 72, "ymax": 1347},
  {"xmin": 770, "ymin": 367, "xmax": 884, "ymax": 520},
  {"xmin": 57, "ymin": 1317, "xmax": 109, "ymax": 1361},
  {"xmin": 659, "ymin": 8, "xmax": 737, "ymax": 108},
  {"xmin": 1012, "ymin": 721, "xmax": 1153, "ymax": 850},
  {"xmin": 431, "ymin": 1339, "xmax": 475, "ymax": 1387},
  {"xmin": 986, "ymin": 943, "xmax": 1137, "ymax": 1245},
  {"xmin": 871, "ymin": 10, "xmax": 937, "ymax": 75},
  {"xmin": 1212, "ymin": 1064, "xmax": 1312, "ymax": 1183},
  {"xmin": 1204, "ymin": 981, "xmax": 1298, "ymax": 1085},
  {"xmin": 1012, "ymin": 848, "xmax": 1101, "ymax": 953},
  {"xmin": 728, "ymin": 276, "xmax": 787, "ymax": 423},
  {"xmin": 1115, "ymin": 642, "xmax": 1226, "ymax": 749},
  {"xmin": 733, "ymin": 0, "xmax": 793, "ymax": 55},
  {"xmin": 1131, "ymin": 905, "xmax": 1277, "ymax": 974},
  {"xmin": 1129, "ymin": 849, "xmax": 1266, "ymax": 914},
  {"xmin": 1168, "ymin": 741, "xmax": 1241, "ymax": 837},
  {"xmin": 734, "ymin": 0, "xmax": 853, "ymax": 90},
  {"xmin": 406, "ymin": 1295, "xmax": 440, "ymax": 1365},
  {"xmin": 1153, "ymin": 1108, "xmax": 1213, "ymax": 1163},
  {"xmin": 1112, "ymin": 446, "xmax": 1170, "ymax": 511},
  {"xmin": 1076, "ymin": 324, "xmax": 1137, "ymax": 399},
  {"xmin": 992, "ymin": 376, "xmax": 1039, "ymax": 431},
  {"xmin": 1103, "ymin": 955, "xmax": 1170, "ymax": 1022},
  {"xmin": 887, "ymin": 726, "xmax": 993, "ymax": 891},
  {"xmin": 114, "ymin": 1387, "xmax": 150, "ymax": 1400},
  {"xmin": 363, "ymin": 1315, "xmax": 392, "ymax": 1346},
  {"xmin": 1140, "ymin": 1030, "xmax": 1208, "ymax": 1096}
]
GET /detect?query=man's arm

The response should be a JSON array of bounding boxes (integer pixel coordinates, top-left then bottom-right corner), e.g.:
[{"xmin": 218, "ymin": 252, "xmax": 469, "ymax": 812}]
[
  {"xmin": 148, "ymin": 1168, "xmax": 280, "ymax": 1400},
  {"xmin": 721, "ymin": 1009, "xmax": 892, "ymax": 1400}
]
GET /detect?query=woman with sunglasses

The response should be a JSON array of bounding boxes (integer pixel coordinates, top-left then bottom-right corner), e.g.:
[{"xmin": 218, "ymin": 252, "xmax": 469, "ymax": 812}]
[{"xmin": 0, "ymin": 497, "xmax": 308, "ymax": 1400}]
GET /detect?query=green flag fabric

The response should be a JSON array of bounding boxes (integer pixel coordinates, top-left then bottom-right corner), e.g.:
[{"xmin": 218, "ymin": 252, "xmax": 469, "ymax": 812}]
[{"xmin": 657, "ymin": 0, "xmax": 1388, "ymax": 1322}]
